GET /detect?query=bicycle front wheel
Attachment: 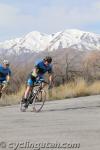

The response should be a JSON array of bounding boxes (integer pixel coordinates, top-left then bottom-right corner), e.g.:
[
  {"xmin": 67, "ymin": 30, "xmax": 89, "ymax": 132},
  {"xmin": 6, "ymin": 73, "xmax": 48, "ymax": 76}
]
[{"xmin": 33, "ymin": 89, "xmax": 46, "ymax": 112}]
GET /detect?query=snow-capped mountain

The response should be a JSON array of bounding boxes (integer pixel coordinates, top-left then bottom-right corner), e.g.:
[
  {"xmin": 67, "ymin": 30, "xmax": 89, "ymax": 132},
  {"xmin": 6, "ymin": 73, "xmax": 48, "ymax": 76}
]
[{"xmin": 0, "ymin": 29, "xmax": 100, "ymax": 55}]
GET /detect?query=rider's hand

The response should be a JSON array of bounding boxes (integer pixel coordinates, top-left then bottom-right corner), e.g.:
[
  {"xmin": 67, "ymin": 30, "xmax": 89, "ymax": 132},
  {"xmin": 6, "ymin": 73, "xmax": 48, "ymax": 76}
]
[{"xmin": 3, "ymin": 81, "xmax": 9, "ymax": 87}]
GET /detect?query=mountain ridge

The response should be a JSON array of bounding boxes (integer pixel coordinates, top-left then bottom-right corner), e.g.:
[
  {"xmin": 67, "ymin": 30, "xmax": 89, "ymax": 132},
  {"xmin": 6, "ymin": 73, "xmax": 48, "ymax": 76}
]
[{"xmin": 0, "ymin": 29, "xmax": 100, "ymax": 55}]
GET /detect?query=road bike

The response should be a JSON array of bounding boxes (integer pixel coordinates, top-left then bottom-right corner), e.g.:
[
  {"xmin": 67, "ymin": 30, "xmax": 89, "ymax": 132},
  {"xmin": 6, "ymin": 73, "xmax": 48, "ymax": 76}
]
[
  {"xmin": 0, "ymin": 82, "xmax": 7, "ymax": 99},
  {"xmin": 20, "ymin": 80, "xmax": 48, "ymax": 112}
]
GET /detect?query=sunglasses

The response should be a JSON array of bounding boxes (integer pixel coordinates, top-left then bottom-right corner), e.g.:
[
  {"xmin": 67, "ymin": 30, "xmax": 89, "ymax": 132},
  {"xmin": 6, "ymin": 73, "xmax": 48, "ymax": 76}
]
[{"xmin": 5, "ymin": 64, "xmax": 9, "ymax": 66}]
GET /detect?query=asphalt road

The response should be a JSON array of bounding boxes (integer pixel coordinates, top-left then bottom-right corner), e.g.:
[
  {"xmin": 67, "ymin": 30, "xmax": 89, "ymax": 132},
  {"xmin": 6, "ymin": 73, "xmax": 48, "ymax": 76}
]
[{"xmin": 0, "ymin": 95, "xmax": 100, "ymax": 150}]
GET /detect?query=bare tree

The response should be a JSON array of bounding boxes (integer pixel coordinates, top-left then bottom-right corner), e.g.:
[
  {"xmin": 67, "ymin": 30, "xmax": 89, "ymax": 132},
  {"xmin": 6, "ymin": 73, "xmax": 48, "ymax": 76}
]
[{"xmin": 82, "ymin": 51, "xmax": 100, "ymax": 81}]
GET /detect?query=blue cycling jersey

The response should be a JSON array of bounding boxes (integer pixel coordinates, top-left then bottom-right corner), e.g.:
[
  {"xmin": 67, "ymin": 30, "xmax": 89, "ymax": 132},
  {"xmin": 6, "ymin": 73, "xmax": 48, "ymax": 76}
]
[
  {"xmin": 27, "ymin": 60, "xmax": 52, "ymax": 86},
  {"xmin": 34, "ymin": 60, "xmax": 52, "ymax": 76},
  {"xmin": 0, "ymin": 64, "xmax": 11, "ymax": 81}
]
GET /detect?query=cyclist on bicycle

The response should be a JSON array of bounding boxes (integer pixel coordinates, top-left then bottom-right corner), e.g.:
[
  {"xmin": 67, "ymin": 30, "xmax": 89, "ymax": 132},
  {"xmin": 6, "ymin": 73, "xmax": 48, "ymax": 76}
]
[
  {"xmin": 22, "ymin": 56, "xmax": 53, "ymax": 105},
  {"xmin": 0, "ymin": 60, "xmax": 11, "ymax": 97}
]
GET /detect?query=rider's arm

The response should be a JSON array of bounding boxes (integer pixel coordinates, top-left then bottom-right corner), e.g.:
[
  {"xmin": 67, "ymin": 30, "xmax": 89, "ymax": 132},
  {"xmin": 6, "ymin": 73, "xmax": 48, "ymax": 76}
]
[
  {"xmin": 31, "ymin": 61, "xmax": 40, "ymax": 77},
  {"xmin": 32, "ymin": 67, "xmax": 38, "ymax": 77},
  {"xmin": 48, "ymin": 69, "xmax": 54, "ymax": 89},
  {"xmin": 7, "ymin": 69, "xmax": 11, "ymax": 83},
  {"xmin": 48, "ymin": 73, "xmax": 53, "ymax": 89},
  {"xmin": 6, "ymin": 75, "xmax": 11, "ymax": 83},
  {"xmin": 49, "ymin": 73, "xmax": 53, "ymax": 84},
  {"xmin": 48, "ymin": 65, "xmax": 53, "ymax": 84}
]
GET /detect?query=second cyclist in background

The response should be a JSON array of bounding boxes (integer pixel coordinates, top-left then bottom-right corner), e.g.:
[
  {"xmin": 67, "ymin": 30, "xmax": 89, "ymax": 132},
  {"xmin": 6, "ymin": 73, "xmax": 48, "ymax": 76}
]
[{"xmin": 0, "ymin": 60, "xmax": 11, "ymax": 98}]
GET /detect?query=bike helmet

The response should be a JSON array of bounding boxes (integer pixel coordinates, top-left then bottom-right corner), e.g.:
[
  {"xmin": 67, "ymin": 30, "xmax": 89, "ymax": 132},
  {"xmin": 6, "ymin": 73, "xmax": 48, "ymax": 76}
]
[
  {"xmin": 43, "ymin": 56, "xmax": 52, "ymax": 63},
  {"xmin": 3, "ymin": 59, "xmax": 10, "ymax": 65}
]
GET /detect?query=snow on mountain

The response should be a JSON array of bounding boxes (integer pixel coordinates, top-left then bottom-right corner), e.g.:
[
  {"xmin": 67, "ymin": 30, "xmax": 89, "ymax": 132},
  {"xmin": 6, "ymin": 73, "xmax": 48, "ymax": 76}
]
[
  {"xmin": 48, "ymin": 29, "xmax": 100, "ymax": 51},
  {"xmin": 0, "ymin": 31, "xmax": 53, "ymax": 55},
  {"xmin": 0, "ymin": 29, "xmax": 100, "ymax": 55}
]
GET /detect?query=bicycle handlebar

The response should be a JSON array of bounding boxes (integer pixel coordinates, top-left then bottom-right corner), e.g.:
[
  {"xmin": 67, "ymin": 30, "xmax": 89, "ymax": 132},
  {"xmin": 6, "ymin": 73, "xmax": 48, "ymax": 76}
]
[{"xmin": 33, "ymin": 80, "xmax": 49, "ymax": 87}]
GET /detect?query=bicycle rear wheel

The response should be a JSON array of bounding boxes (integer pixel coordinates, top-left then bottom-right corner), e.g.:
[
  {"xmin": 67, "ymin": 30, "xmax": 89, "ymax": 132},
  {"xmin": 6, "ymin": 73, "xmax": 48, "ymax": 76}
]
[{"xmin": 33, "ymin": 89, "xmax": 46, "ymax": 112}]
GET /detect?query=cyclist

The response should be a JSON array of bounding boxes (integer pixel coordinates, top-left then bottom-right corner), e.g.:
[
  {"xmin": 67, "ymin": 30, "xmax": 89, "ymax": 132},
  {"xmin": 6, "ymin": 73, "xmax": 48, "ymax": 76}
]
[
  {"xmin": 0, "ymin": 60, "xmax": 11, "ymax": 98},
  {"xmin": 22, "ymin": 56, "xmax": 53, "ymax": 107}
]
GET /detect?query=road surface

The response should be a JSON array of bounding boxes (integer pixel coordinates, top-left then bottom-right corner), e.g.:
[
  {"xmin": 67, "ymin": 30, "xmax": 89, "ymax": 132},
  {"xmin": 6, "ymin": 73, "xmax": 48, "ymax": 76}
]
[{"xmin": 0, "ymin": 95, "xmax": 100, "ymax": 150}]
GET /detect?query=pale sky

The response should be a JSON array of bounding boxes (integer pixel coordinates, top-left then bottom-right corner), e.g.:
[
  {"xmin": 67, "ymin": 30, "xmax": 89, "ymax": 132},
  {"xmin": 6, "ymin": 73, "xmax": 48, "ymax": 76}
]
[{"xmin": 0, "ymin": 0, "xmax": 100, "ymax": 41}]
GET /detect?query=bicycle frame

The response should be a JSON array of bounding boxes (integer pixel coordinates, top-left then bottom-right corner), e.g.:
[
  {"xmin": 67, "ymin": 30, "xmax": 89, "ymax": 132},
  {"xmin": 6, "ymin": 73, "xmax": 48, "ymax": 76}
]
[
  {"xmin": 20, "ymin": 80, "xmax": 48, "ymax": 112},
  {"xmin": 28, "ymin": 81, "xmax": 48, "ymax": 105}
]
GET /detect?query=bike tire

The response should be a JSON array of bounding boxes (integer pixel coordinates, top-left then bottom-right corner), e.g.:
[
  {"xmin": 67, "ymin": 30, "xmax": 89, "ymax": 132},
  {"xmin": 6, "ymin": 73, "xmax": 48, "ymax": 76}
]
[{"xmin": 32, "ymin": 89, "xmax": 46, "ymax": 112}]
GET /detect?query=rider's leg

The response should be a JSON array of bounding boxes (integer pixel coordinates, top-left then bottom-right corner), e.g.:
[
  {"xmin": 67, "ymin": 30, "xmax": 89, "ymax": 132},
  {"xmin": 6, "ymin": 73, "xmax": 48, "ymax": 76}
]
[
  {"xmin": 24, "ymin": 85, "xmax": 32, "ymax": 99},
  {"xmin": 22, "ymin": 78, "xmax": 34, "ymax": 103}
]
